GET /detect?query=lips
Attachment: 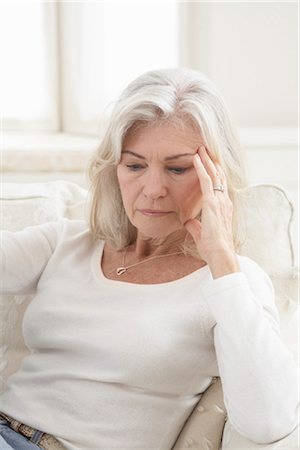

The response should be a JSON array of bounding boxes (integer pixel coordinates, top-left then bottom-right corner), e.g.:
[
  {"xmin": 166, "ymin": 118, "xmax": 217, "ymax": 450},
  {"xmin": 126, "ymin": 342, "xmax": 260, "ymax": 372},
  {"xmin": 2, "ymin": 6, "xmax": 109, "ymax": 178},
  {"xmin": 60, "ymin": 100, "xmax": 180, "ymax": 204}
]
[{"xmin": 138, "ymin": 209, "xmax": 172, "ymax": 217}]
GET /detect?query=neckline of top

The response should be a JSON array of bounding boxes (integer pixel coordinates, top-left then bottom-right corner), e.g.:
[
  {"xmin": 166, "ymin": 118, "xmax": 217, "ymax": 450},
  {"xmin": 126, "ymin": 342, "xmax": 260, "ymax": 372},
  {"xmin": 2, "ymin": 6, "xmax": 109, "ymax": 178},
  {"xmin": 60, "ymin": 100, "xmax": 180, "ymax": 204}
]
[{"xmin": 91, "ymin": 240, "xmax": 211, "ymax": 289}]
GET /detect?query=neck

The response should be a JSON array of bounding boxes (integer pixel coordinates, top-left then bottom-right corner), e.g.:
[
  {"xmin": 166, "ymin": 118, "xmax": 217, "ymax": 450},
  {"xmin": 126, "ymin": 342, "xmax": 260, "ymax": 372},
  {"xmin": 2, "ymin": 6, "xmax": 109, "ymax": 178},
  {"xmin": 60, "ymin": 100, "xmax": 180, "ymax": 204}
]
[{"xmin": 132, "ymin": 228, "xmax": 189, "ymax": 259}]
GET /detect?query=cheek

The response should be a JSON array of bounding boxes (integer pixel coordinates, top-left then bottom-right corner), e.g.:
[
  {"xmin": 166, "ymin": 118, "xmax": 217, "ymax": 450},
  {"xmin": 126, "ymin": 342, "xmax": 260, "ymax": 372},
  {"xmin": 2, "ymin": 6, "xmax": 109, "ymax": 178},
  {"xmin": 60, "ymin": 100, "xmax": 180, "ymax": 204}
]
[{"xmin": 117, "ymin": 166, "xmax": 139, "ymax": 207}]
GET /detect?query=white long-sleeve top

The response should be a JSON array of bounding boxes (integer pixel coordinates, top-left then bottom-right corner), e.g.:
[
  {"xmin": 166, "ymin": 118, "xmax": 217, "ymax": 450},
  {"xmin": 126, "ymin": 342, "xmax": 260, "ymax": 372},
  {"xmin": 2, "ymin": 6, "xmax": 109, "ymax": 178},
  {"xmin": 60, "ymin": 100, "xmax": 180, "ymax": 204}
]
[{"xmin": 0, "ymin": 218, "xmax": 298, "ymax": 450}]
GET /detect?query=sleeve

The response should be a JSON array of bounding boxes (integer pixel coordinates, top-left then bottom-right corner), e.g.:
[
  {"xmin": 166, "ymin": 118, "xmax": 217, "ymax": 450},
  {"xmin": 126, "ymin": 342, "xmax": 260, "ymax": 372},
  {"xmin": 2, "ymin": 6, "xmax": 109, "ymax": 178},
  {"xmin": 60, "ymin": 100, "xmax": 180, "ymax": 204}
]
[
  {"xmin": 0, "ymin": 220, "xmax": 63, "ymax": 295},
  {"xmin": 200, "ymin": 257, "xmax": 299, "ymax": 444}
]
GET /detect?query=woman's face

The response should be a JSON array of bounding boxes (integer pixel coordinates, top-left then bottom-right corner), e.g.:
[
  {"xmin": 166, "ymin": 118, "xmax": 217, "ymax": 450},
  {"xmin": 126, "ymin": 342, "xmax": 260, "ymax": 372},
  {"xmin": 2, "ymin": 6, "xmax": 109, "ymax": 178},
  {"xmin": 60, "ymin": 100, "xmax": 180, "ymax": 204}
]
[{"xmin": 117, "ymin": 121, "xmax": 203, "ymax": 239}]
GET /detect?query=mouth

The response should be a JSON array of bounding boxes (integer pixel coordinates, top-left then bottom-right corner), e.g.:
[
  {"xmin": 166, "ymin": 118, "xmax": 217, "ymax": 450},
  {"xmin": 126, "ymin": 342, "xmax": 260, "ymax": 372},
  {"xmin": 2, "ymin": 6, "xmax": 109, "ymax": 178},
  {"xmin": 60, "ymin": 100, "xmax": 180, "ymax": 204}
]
[{"xmin": 138, "ymin": 209, "xmax": 172, "ymax": 217}]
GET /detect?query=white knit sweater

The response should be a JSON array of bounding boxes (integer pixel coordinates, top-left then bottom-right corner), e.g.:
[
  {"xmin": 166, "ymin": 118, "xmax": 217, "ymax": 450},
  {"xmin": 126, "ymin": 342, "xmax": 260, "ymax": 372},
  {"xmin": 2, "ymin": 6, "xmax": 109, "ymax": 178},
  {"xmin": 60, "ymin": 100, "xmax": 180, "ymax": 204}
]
[{"xmin": 0, "ymin": 219, "xmax": 298, "ymax": 449}]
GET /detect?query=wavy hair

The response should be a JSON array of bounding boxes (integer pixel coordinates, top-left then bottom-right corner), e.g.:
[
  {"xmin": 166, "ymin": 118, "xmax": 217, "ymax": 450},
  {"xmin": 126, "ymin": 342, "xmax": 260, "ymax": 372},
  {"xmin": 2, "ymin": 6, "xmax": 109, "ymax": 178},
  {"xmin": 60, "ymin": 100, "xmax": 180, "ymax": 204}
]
[{"xmin": 86, "ymin": 68, "xmax": 248, "ymax": 253}]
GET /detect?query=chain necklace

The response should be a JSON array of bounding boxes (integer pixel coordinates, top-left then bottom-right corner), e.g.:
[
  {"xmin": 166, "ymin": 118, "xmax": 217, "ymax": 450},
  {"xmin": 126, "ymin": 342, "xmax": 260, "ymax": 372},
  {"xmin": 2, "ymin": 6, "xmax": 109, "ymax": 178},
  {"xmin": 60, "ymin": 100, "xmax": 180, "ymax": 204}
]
[{"xmin": 116, "ymin": 246, "xmax": 183, "ymax": 275}]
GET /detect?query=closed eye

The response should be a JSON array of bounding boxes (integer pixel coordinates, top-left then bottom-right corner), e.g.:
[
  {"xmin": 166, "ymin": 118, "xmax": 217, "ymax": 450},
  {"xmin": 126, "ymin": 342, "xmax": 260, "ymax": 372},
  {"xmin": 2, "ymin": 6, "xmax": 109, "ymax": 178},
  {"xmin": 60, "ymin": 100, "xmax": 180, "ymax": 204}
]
[
  {"xmin": 125, "ymin": 164, "xmax": 190, "ymax": 175},
  {"xmin": 168, "ymin": 167, "xmax": 188, "ymax": 174},
  {"xmin": 126, "ymin": 164, "xmax": 144, "ymax": 171}
]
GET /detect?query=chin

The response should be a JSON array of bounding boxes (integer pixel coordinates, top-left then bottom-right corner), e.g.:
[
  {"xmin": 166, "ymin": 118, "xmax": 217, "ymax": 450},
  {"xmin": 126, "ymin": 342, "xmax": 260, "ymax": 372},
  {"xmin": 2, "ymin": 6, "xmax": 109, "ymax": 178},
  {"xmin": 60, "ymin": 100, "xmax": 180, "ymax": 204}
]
[{"xmin": 134, "ymin": 222, "xmax": 184, "ymax": 239}]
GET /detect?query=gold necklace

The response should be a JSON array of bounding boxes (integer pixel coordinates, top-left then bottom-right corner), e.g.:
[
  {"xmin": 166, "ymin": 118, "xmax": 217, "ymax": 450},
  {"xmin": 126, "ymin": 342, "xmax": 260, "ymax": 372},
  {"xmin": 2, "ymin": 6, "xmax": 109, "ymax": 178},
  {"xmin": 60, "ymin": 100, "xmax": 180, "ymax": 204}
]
[{"xmin": 116, "ymin": 246, "xmax": 183, "ymax": 275}]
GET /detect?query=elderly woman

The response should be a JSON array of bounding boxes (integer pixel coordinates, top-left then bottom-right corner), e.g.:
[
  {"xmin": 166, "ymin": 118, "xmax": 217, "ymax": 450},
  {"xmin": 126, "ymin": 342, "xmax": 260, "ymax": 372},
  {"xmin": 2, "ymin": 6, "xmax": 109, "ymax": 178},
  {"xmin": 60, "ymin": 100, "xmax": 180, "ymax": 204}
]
[{"xmin": 0, "ymin": 68, "xmax": 298, "ymax": 450}]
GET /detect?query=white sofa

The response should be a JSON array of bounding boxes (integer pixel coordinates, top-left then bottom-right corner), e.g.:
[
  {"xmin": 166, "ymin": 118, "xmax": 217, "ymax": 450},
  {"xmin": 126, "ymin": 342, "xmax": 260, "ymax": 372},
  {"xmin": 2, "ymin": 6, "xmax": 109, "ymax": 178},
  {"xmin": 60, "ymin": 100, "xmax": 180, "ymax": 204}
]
[{"xmin": 0, "ymin": 180, "xmax": 298, "ymax": 450}]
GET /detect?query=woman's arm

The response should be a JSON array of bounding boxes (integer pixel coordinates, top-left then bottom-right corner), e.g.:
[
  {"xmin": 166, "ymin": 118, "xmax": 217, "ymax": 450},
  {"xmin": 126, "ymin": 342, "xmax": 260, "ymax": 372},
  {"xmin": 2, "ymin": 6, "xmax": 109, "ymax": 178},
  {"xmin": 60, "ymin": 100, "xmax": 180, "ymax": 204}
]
[
  {"xmin": 0, "ymin": 220, "xmax": 63, "ymax": 295},
  {"xmin": 200, "ymin": 259, "xmax": 299, "ymax": 444},
  {"xmin": 184, "ymin": 146, "xmax": 299, "ymax": 443}
]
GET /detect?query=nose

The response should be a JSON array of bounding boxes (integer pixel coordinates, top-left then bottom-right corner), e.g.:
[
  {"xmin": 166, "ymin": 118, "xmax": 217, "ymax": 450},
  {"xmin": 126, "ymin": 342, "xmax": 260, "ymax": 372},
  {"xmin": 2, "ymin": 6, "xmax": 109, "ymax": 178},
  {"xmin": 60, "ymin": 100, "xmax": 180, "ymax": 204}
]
[{"xmin": 142, "ymin": 169, "xmax": 168, "ymax": 199}]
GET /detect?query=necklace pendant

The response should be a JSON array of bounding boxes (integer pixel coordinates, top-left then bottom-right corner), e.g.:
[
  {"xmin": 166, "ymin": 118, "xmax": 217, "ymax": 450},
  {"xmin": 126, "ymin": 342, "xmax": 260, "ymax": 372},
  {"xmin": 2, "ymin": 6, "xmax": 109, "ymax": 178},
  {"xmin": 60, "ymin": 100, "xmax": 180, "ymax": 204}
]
[{"xmin": 116, "ymin": 267, "xmax": 127, "ymax": 275}]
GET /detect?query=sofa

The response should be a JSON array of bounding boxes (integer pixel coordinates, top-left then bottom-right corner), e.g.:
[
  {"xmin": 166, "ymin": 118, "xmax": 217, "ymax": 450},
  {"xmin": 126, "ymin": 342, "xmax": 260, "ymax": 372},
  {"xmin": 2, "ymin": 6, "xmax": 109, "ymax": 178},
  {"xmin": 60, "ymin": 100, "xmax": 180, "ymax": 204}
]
[{"xmin": 0, "ymin": 180, "xmax": 298, "ymax": 450}]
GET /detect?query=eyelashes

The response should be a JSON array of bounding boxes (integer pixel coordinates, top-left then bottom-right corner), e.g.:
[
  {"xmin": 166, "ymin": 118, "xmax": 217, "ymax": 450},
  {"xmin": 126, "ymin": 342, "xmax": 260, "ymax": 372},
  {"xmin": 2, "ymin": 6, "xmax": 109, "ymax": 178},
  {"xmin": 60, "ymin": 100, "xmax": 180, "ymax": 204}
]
[
  {"xmin": 169, "ymin": 167, "xmax": 187, "ymax": 175},
  {"xmin": 125, "ymin": 164, "xmax": 189, "ymax": 175},
  {"xmin": 125, "ymin": 164, "xmax": 143, "ymax": 172}
]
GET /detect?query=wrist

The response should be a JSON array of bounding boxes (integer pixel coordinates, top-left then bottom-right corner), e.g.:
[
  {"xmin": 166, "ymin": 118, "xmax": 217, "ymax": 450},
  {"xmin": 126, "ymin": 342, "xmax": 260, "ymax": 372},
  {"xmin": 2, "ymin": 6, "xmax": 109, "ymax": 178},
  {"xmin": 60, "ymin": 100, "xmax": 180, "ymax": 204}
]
[{"xmin": 207, "ymin": 249, "xmax": 240, "ymax": 279}]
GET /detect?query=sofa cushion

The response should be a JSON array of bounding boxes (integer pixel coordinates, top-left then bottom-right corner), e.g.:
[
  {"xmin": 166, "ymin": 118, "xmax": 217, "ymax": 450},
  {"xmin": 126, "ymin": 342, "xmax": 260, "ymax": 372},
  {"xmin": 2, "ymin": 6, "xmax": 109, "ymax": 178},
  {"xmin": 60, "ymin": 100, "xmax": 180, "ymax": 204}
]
[
  {"xmin": 1, "ymin": 180, "xmax": 87, "ymax": 231},
  {"xmin": 240, "ymin": 184, "xmax": 295, "ymax": 272}
]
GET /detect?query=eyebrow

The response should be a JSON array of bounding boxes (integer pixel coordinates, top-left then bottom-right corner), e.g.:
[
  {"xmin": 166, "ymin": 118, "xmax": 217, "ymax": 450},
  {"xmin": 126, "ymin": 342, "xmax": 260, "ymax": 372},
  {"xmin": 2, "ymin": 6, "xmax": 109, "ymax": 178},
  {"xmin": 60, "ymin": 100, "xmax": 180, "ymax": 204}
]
[{"xmin": 122, "ymin": 150, "xmax": 195, "ymax": 161}]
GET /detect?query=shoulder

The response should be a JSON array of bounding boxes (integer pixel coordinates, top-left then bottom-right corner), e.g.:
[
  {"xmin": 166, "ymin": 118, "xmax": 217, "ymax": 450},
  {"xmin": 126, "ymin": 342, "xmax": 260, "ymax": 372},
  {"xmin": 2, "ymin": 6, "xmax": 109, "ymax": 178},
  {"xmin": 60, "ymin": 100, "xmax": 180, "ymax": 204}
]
[
  {"xmin": 30, "ymin": 218, "xmax": 94, "ymax": 250},
  {"xmin": 59, "ymin": 217, "xmax": 89, "ymax": 233},
  {"xmin": 236, "ymin": 254, "xmax": 273, "ymax": 287},
  {"xmin": 56, "ymin": 218, "xmax": 95, "ymax": 243},
  {"xmin": 236, "ymin": 255, "xmax": 278, "ymax": 316}
]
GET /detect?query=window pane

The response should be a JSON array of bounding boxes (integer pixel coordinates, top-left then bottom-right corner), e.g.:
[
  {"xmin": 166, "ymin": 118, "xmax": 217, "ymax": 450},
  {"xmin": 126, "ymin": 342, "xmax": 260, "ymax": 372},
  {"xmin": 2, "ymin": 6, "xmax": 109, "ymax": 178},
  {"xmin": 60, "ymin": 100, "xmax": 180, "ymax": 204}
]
[
  {"xmin": 1, "ymin": 2, "xmax": 57, "ymax": 130},
  {"xmin": 61, "ymin": 1, "xmax": 178, "ymax": 134}
]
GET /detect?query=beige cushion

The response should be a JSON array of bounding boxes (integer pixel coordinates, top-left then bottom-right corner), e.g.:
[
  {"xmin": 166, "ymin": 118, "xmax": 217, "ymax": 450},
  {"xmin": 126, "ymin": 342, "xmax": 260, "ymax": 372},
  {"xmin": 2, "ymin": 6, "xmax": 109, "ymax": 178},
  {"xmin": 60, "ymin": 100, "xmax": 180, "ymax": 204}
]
[{"xmin": 172, "ymin": 377, "xmax": 227, "ymax": 450}]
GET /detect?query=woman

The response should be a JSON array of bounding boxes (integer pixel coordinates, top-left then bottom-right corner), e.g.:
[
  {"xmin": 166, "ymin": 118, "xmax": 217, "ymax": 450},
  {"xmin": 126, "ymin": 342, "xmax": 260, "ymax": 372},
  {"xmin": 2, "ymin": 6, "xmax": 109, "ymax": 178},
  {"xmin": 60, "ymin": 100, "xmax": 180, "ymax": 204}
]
[{"xmin": 0, "ymin": 68, "xmax": 298, "ymax": 450}]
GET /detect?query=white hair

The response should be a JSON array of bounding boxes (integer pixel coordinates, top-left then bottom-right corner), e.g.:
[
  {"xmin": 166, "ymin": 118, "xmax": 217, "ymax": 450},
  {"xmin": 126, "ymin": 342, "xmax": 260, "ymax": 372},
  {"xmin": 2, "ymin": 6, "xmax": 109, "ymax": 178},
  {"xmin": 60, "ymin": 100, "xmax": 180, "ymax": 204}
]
[{"xmin": 86, "ymin": 68, "xmax": 247, "ymax": 253}]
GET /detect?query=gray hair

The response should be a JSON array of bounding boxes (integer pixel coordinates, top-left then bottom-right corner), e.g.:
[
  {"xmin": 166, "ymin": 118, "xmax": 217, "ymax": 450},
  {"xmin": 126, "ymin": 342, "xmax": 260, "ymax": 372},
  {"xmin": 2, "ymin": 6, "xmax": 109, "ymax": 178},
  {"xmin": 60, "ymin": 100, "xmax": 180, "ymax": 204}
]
[{"xmin": 86, "ymin": 68, "xmax": 247, "ymax": 253}]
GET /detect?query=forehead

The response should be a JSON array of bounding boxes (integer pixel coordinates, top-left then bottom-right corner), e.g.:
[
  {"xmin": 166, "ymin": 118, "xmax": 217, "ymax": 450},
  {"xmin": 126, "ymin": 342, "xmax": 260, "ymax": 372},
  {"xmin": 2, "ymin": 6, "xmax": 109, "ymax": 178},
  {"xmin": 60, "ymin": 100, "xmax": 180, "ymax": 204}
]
[{"xmin": 122, "ymin": 121, "xmax": 202, "ymax": 154}]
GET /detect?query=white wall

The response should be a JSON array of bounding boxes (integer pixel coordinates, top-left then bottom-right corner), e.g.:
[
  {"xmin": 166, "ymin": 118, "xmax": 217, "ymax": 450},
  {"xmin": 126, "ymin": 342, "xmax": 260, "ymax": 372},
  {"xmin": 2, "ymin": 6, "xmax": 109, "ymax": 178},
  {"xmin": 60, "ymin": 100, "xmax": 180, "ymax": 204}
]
[{"xmin": 179, "ymin": 2, "xmax": 297, "ymax": 127}]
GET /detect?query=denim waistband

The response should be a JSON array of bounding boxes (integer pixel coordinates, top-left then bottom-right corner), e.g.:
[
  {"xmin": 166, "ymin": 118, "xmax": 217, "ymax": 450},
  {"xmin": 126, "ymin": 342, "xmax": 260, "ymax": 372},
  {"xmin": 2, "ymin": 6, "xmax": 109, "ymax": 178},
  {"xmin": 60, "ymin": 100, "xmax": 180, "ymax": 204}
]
[{"xmin": 0, "ymin": 413, "xmax": 65, "ymax": 450}]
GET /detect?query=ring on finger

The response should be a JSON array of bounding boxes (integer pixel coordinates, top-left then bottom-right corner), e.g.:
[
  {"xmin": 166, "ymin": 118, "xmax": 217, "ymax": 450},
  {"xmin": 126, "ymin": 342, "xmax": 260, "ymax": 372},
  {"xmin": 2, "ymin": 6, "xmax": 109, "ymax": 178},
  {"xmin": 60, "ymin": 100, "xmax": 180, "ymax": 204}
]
[{"xmin": 213, "ymin": 183, "xmax": 225, "ymax": 193}]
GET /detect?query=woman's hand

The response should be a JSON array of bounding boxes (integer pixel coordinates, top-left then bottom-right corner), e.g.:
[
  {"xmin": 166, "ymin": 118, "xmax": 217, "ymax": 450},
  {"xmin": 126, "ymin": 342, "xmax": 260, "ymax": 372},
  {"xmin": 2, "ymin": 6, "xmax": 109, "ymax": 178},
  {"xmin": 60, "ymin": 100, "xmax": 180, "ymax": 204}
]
[{"xmin": 184, "ymin": 145, "xmax": 240, "ymax": 279}]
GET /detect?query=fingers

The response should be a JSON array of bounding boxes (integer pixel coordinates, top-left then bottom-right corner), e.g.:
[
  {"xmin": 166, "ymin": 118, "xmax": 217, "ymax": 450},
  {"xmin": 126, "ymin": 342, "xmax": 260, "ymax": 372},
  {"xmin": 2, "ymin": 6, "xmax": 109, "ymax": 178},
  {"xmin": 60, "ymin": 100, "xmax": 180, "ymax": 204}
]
[
  {"xmin": 214, "ymin": 161, "xmax": 228, "ymax": 192},
  {"xmin": 198, "ymin": 146, "xmax": 220, "ymax": 183},
  {"xmin": 184, "ymin": 218, "xmax": 202, "ymax": 243},
  {"xmin": 194, "ymin": 145, "xmax": 228, "ymax": 195},
  {"xmin": 193, "ymin": 152, "xmax": 214, "ymax": 199}
]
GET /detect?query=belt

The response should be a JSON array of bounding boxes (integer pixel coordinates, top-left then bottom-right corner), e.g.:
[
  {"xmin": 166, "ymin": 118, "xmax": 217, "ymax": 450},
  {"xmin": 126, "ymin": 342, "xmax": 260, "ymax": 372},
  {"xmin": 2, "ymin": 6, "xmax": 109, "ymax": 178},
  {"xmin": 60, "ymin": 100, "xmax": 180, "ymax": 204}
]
[{"xmin": 0, "ymin": 413, "xmax": 65, "ymax": 450}]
